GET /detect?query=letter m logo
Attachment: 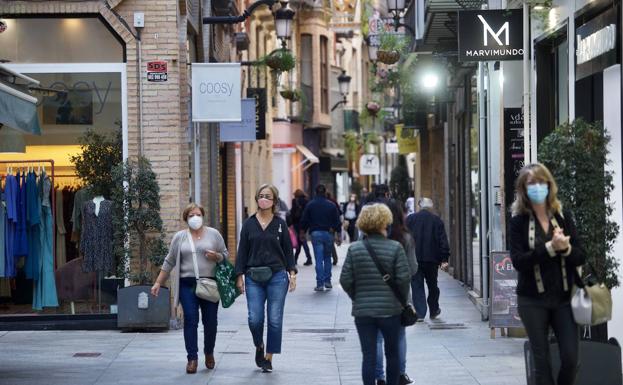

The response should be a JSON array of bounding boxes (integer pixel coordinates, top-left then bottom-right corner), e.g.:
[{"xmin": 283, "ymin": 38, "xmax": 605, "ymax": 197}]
[{"xmin": 477, "ymin": 15, "xmax": 509, "ymax": 46}]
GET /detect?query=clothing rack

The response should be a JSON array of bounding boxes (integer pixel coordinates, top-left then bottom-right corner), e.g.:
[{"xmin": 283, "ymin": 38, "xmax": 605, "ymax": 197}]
[{"xmin": 0, "ymin": 159, "xmax": 56, "ymax": 269}]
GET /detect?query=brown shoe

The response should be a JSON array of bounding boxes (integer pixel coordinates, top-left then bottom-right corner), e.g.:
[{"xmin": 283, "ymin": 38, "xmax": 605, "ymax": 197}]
[
  {"xmin": 186, "ymin": 359, "xmax": 198, "ymax": 374},
  {"xmin": 205, "ymin": 354, "xmax": 215, "ymax": 369}
]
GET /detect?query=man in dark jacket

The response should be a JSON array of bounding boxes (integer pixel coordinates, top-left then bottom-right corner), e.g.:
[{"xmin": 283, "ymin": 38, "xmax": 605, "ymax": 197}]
[
  {"xmin": 406, "ymin": 197, "xmax": 450, "ymax": 320},
  {"xmin": 300, "ymin": 184, "xmax": 342, "ymax": 291}
]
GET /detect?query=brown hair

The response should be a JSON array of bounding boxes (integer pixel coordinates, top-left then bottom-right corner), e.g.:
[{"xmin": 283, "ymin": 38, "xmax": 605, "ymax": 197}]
[
  {"xmin": 511, "ymin": 163, "xmax": 562, "ymax": 216},
  {"xmin": 294, "ymin": 189, "xmax": 306, "ymax": 198},
  {"xmin": 356, "ymin": 203, "xmax": 393, "ymax": 235},
  {"xmin": 182, "ymin": 203, "xmax": 205, "ymax": 222},
  {"xmin": 255, "ymin": 183, "xmax": 280, "ymax": 214}
]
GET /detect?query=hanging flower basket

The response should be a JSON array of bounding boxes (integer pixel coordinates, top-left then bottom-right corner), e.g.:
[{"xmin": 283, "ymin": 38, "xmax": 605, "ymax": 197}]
[
  {"xmin": 264, "ymin": 49, "xmax": 296, "ymax": 72},
  {"xmin": 366, "ymin": 101, "xmax": 381, "ymax": 116},
  {"xmin": 377, "ymin": 50, "xmax": 400, "ymax": 65},
  {"xmin": 280, "ymin": 89, "xmax": 302, "ymax": 102}
]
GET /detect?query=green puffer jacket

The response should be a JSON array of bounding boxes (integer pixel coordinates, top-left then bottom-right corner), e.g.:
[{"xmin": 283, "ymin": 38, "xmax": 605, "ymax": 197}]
[{"xmin": 340, "ymin": 234, "xmax": 411, "ymax": 317}]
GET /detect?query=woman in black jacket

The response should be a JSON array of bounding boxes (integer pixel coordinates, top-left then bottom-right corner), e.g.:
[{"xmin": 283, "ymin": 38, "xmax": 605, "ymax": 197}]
[{"xmin": 510, "ymin": 163, "xmax": 586, "ymax": 385}]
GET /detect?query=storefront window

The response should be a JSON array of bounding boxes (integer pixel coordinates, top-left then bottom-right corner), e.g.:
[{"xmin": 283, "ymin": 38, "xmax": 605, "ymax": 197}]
[
  {"xmin": 0, "ymin": 70, "xmax": 123, "ymax": 316},
  {"xmin": 470, "ymin": 74, "xmax": 482, "ymax": 295},
  {"xmin": 0, "ymin": 18, "xmax": 123, "ymax": 63}
]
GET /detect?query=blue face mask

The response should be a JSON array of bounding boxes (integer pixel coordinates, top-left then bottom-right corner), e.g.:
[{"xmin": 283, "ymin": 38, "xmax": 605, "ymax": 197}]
[{"xmin": 526, "ymin": 183, "xmax": 549, "ymax": 204}]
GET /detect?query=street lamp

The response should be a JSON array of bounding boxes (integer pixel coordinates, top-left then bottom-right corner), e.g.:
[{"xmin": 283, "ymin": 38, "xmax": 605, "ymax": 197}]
[
  {"xmin": 203, "ymin": 0, "xmax": 295, "ymax": 45},
  {"xmin": 386, "ymin": 0, "xmax": 410, "ymax": 32},
  {"xmin": 367, "ymin": 44, "xmax": 378, "ymax": 62},
  {"xmin": 331, "ymin": 70, "xmax": 352, "ymax": 111},
  {"xmin": 422, "ymin": 73, "xmax": 439, "ymax": 90},
  {"xmin": 274, "ymin": 3, "xmax": 295, "ymax": 41}
]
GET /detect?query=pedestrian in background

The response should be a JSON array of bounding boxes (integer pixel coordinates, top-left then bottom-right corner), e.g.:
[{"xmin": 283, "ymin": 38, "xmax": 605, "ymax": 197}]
[
  {"xmin": 510, "ymin": 163, "xmax": 585, "ymax": 385},
  {"xmin": 340, "ymin": 203, "xmax": 411, "ymax": 385},
  {"xmin": 151, "ymin": 203, "xmax": 228, "ymax": 374},
  {"xmin": 326, "ymin": 191, "xmax": 343, "ymax": 265},
  {"xmin": 300, "ymin": 184, "xmax": 342, "ymax": 291},
  {"xmin": 342, "ymin": 193, "xmax": 361, "ymax": 243},
  {"xmin": 235, "ymin": 184, "xmax": 297, "ymax": 373},
  {"xmin": 406, "ymin": 197, "xmax": 450, "ymax": 320},
  {"xmin": 375, "ymin": 203, "xmax": 417, "ymax": 385},
  {"xmin": 291, "ymin": 189, "xmax": 313, "ymax": 265}
]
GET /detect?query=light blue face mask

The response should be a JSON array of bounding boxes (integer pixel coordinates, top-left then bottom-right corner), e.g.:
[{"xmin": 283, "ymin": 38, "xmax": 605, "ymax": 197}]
[{"xmin": 527, "ymin": 183, "xmax": 549, "ymax": 204}]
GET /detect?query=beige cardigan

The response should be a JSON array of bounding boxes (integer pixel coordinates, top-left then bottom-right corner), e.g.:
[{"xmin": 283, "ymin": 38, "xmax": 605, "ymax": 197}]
[{"xmin": 163, "ymin": 227, "xmax": 228, "ymax": 319}]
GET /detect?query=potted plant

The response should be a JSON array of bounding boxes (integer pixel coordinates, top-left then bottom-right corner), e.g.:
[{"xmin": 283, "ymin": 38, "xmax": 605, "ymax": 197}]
[
  {"xmin": 280, "ymin": 88, "xmax": 302, "ymax": 102},
  {"xmin": 112, "ymin": 156, "xmax": 170, "ymax": 330},
  {"xmin": 263, "ymin": 49, "xmax": 296, "ymax": 72},
  {"xmin": 377, "ymin": 32, "xmax": 408, "ymax": 65}
]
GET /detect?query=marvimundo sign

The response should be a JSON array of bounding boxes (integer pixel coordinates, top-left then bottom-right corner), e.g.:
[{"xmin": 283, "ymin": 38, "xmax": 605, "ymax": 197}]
[
  {"xmin": 458, "ymin": 9, "xmax": 523, "ymax": 62},
  {"xmin": 576, "ymin": 24, "xmax": 617, "ymax": 65}
]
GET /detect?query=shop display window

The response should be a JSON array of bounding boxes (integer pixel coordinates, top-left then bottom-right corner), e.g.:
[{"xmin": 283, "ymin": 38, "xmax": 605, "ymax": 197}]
[{"xmin": 0, "ymin": 71, "xmax": 122, "ymax": 316}]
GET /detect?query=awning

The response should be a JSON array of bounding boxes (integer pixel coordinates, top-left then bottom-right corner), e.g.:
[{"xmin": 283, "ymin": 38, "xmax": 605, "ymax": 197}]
[
  {"xmin": 293, "ymin": 144, "xmax": 319, "ymax": 171},
  {"xmin": 0, "ymin": 83, "xmax": 41, "ymax": 136}
]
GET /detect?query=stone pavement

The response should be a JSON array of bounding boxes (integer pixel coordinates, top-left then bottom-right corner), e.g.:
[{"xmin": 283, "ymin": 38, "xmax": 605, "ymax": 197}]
[{"xmin": 0, "ymin": 244, "xmax": 527, "ymax": 385}]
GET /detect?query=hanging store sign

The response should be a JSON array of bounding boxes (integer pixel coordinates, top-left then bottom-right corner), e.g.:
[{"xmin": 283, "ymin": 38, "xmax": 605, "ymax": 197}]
[
  {"xmin": 396, "ymin": 124, "xmax": 419, "ymax": 154},
  {"xmin": 575, "ymin": 7, "xmax": 619, "ymax": 80},
  {"xmin": 458, "ymin": 9, "xmax": 523, "ymax": 62},
  {"xmin": 192, "ymin": 63, "xmax": 241, "ymax": 122},
  {"xmin": 359, "ymin": 154, "xmax": 380, "ymax": 175},
  {"xmin": 219, "ymin": 99, "xmax": 257, "ymax": 142},
  {"xmin": 146, "ymin": 61, "xmax": 168, "ymax": 82},
  {"xmin": 246, "ymin": 88, "xmax": 267, "ymax": 140}
]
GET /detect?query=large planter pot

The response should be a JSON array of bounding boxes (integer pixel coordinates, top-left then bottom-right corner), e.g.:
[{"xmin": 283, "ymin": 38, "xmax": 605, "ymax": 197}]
[
  {"xmin": 117, "ymin": 285, "xmax": 170, "ymax": 330},
  {"xmin": 377, "ymin": 50, "xmax": 400, "ymax": 65}
]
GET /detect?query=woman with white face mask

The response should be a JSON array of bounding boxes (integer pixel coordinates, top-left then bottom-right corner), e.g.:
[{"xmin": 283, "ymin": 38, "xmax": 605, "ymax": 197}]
[
  {"xmin": 235, "ymin": 184, "xmax": 297, "ymax": 373},
  {"xmin": 151, "ymin": 203, "xmax": 228, "ymax": 374},
  {"xmin": 510, "ymin": 163, "xmax": 586, "ymax": 385}
]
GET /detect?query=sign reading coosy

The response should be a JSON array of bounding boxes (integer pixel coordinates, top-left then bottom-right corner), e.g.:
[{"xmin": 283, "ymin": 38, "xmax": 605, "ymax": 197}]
[
  {"xmin": 191, "ymin": 63, "xmax": 241, "ymax": 122},
  {"xmin": 458, "ymin": 9, "xmax": 523, "ymax": 62}
]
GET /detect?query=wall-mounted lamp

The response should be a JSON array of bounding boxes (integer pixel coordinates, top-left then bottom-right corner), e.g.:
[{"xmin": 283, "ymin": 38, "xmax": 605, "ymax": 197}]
[{"xmin": 331, "ymin": 70, "xmax": 352, "ymax": 111}]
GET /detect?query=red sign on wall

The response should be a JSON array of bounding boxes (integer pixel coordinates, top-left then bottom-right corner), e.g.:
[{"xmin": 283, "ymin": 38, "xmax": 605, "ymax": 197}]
[{"xmin": 147, "ymin": 61, "xmax": 168, "ymax": 82}]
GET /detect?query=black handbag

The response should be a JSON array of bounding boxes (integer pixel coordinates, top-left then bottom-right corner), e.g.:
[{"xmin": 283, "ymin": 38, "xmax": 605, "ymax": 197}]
[{"xmin": 363, "ymin": 239, "xmax": 418, "ymax": 327}]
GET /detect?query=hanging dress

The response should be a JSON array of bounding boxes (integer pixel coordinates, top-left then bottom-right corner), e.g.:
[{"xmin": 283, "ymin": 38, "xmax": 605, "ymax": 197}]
[
  {"xmin": 4, "ymin": 174, "xmax": 18, "ymax": 277},
  {"xmin": 13, "ymin": 172, "xmax": 28, "ymax": 259},
  {"xmin": 55, "ymin": 189, "xmax": 67, "ymax": 267},
  {"xmin": 80, "ymin": 200, "xmax": 114, "ymax": 274},
  {"xmin": 0, "ymin": 185, "xmax": 6, "ymax": 277},
  {"xmin": 33, "ymin": 172, "xmax": 58, "ymax": 310},
  {"xmin": 25, "ymin": 171, "xmax": 41, "ymax": 281}
]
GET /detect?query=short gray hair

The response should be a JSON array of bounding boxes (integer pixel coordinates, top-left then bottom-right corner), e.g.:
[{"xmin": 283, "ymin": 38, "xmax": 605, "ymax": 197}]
[{"xmin": 419, "ymin": 197, "xmax": 434, "ymax": 209}]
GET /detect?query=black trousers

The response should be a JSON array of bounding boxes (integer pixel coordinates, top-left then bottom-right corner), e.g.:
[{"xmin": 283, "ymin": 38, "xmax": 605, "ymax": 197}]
[
  {"xmin": 518, "ymin": 297, "xmax": 579, "ymax": 385},
  {"xmin": 411, "ymin": 262, "xmax": 440, "ymax": 318}
]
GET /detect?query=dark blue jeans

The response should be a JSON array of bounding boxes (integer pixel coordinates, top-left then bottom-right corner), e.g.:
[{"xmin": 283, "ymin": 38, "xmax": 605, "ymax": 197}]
[
  {"xmin": 245, "ymin": 269, "xmax": 289, "ymax": 354},
  {"xmin": 375, "ymin": 326, "xmax": 407, "ymax": 379},
  {"xmin": 411, "ymin": 261, "xmax": 440, "ymax": 318},
  {"xmin": 179, "ymin": 277, "xmax": 219, "ymax": 361},
  {"xmin": 355, "ymin": 315, "xmax": 402, "ymax": 385},
  {"xmin": 310, "ymin": 230, "xmax": 333, "ymax": 287}
]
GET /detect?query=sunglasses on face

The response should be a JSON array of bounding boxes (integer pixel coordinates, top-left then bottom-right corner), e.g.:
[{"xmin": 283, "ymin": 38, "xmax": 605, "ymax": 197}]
[{"xmin": 258, "ymin": 194, "xmax": 274, "ymax": 200}]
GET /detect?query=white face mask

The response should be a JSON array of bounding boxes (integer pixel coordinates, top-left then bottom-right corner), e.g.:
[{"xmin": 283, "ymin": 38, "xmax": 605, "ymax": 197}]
[{"xmin": 188, "ymin": 215, "xmax": 203, "ymax": 230}]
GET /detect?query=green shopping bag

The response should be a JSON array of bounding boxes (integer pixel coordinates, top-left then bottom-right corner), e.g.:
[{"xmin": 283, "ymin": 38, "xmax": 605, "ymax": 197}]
[{"xmin": 215, "ymin": 258, "xmax": 241, "ymax": 308}]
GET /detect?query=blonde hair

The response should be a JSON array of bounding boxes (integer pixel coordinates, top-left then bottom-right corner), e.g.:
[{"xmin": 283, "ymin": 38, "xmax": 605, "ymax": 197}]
[
  {"xmin": 356, "ymin": 203, "xmax": 393, "ymax": 234},
  {"xmin": 255, "ymin": 183, "xmax": 280, "ymax": 214},
  {"xmin": 511, "ymin": 163, "xmax": 562, "ymax": 216},
  {"xmin": 182, "ymin": 203, "xmax": 205, "ymax": 222}
]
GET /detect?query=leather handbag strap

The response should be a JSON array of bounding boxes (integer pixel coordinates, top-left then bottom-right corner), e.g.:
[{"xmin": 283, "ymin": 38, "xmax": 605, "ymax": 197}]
[
  {"xmin": 187, "ymin": 230, "xmax": 201, "ymax": 281},
  {"xmin": 363, "ymin": 239, "xmax": 408, "ymax": 308}
]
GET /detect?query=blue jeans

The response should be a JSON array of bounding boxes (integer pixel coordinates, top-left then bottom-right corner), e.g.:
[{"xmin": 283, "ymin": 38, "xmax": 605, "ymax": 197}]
[
  {"xmin": 375, "ymin": 327, "xmax": 407, "ymax": 379},
  {"xmin": 411, "ymin": 261, "xmax": 440, "ymax": 318},
  {"xmin": 179, "ymin": 277, "xmax": 219, "ymax": 361},
  {"xmin": 355, "ymin": 315, "xmax": 402, "ymax": 385},
  {"xmin": 310, "ymin": 231, "xmax": 333, "ymax": 287},
  {"xmin": 245, "ymin": 269, "xmax": 289, "ymax": 354}
]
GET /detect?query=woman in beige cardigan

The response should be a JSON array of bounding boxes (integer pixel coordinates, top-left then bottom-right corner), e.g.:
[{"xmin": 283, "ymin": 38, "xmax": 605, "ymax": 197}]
[{"xmin": 151, "ymin": 203, "xmax": 228, "ymax": 374}]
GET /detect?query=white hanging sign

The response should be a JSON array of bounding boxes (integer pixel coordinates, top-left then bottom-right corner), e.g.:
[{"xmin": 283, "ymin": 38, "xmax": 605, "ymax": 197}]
[
  {"xmin": 191, "ymin": 63, "xmax": 241, "ymax": 122},
  {"xmin": 359, "ymin": 154, "xmax": 380, "ymax": 175}
]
